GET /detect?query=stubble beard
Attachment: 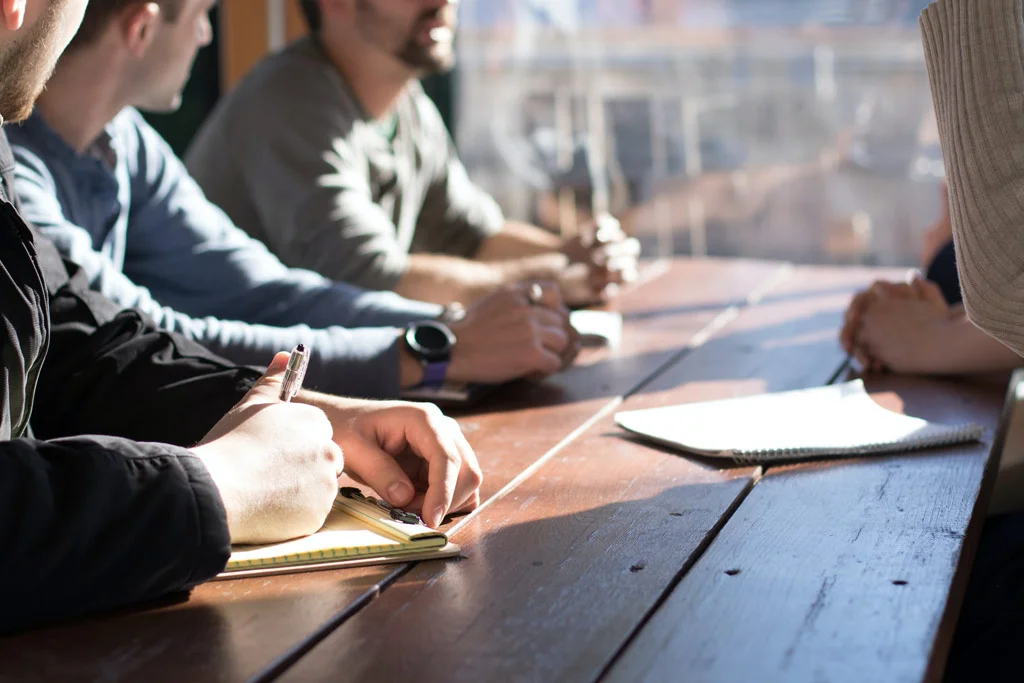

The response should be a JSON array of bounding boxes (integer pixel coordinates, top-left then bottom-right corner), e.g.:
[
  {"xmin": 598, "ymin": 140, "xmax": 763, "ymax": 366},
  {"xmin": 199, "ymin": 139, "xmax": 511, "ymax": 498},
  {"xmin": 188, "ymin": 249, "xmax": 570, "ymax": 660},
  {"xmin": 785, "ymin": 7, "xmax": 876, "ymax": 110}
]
[
  {"xmin": 395, "ymin": 38, "xmax": 455, "ymax": 74},
  {"xmin": 355, "ymin": 0, "xmax": 456, "ymax": 75},
  {"xmin": 0, "ymin": 3, "xmax": 66, "ymax": 123}
]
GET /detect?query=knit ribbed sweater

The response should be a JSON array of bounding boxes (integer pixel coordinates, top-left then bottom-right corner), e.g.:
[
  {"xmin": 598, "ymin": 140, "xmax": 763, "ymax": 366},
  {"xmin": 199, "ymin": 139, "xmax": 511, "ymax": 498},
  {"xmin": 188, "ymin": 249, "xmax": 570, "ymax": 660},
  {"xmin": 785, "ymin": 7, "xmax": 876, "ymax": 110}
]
[{"xmin": 922, "ymin": 0, "xmax": 1024, "ymax": 355}]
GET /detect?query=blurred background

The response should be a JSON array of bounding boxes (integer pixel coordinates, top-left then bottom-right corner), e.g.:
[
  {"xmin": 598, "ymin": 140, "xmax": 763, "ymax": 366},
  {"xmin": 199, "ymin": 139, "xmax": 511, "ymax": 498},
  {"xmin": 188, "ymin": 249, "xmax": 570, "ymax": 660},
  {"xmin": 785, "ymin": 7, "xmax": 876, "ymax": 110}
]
[{"xmin": 157, "ymin": 0, "xmax": 942, "ymax": 269}]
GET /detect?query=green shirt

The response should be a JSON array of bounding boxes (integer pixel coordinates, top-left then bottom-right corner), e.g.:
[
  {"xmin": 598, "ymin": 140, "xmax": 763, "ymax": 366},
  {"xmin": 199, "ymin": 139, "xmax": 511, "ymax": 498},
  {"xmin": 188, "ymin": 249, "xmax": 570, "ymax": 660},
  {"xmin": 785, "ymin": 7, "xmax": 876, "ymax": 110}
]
[{"xmin": 185, "ymin": 36, "xmax": 505, "ymax": 292}]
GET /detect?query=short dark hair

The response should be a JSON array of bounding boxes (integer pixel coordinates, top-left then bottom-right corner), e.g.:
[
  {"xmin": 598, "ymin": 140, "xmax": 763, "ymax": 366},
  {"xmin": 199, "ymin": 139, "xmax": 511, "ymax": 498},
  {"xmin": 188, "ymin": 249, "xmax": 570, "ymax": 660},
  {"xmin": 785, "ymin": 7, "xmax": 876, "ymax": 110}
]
[
  {"xmin": 298, "ymin": 0, "xmax": 321, "ymax": 33},
  {"xmin": 70, "ymin": 0, "xmax": 186, "ymax": 50}
]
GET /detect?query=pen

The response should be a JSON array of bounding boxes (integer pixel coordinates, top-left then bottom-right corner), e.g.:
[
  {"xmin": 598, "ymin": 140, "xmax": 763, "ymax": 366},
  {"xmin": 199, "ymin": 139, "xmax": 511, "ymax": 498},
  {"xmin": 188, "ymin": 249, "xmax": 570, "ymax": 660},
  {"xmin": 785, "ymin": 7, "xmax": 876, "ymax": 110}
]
[{"xmin": 279, "ymin": 344, "xmax": 309, "ymax": 402}]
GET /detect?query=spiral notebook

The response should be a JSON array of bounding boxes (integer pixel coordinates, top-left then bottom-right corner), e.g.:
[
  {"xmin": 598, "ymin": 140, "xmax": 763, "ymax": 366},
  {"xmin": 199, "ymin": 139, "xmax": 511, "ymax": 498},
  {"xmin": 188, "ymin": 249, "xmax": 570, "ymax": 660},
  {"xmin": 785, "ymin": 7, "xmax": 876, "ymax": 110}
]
[
  {"xmin": 614, "ymin": 380, "xmax": 985, "ymax": 465},
  {"xmin": 218, "ymin": 487, "xmax": 461, "ymax": 579}
]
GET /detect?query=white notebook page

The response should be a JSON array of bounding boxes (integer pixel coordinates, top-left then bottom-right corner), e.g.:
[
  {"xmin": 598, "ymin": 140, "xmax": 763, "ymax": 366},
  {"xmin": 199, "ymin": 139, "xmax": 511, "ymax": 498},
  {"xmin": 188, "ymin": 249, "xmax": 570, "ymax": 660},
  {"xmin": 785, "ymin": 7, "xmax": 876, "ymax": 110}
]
[{"xmin": 614, "ymin": 380, "xmax": 983, "ymax": 461}]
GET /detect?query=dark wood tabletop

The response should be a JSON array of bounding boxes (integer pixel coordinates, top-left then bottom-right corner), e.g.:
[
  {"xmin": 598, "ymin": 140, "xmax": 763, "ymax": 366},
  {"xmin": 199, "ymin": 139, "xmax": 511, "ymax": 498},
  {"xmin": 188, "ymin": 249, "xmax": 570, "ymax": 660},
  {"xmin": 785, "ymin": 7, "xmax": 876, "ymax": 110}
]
[{"xmin": 0, "ymin": 258, "xmax": 1008, "ymax": 683}]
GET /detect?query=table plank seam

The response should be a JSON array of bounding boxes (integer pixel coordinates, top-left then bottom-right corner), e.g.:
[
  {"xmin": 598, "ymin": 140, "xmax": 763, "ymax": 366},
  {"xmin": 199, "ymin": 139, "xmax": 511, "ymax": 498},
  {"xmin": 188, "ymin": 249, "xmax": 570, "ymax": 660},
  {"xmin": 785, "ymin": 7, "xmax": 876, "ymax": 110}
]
[
  {"xmin": 597, "ymin": 264, "xmax": 878, "ymax": 683},
  {"xmin": 623, "ymin": 262, "xmax": 794, "ymax": 400},
  {"xmin": 450, "ymin": 261, "xmax": 795, "ymax": 539},
  {"xmin": 595, "ymin": 466, "xmax": 765, "ymax": 683},
  {"xmin": 253, "ymin": 260, "xmax": 798, "ymax": 683},
  {"xmin": 447, "ymin": 397, "xmax": 626, "ymax": 541},
  {"xmin": 249, "ymin": 565, "xmax": 412, "ymax": 683},
  {"xmin": 922, "ymin": 382, "xmax": 1012, "ymax": 683}
]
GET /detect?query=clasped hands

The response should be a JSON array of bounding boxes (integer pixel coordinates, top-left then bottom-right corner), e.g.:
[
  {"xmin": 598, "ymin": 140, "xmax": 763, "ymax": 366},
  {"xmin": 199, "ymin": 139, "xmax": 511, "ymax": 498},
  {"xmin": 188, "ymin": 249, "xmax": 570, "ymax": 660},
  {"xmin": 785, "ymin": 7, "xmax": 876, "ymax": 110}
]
[
  {"xmin": 839, "ymin": 276, "xmax": 956, "ymax": 374},
  {"xmin": 559, "ymin": 214, "xmax": 641, "ymax": 306}
]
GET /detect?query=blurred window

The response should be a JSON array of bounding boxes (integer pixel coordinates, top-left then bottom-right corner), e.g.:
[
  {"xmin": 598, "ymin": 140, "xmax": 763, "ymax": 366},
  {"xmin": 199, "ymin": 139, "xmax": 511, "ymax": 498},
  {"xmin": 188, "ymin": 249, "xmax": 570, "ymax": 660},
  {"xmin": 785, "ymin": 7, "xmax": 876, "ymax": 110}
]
[{"xmin": 454, "ymin": 0, "xmax": 940, "ymax": 266}]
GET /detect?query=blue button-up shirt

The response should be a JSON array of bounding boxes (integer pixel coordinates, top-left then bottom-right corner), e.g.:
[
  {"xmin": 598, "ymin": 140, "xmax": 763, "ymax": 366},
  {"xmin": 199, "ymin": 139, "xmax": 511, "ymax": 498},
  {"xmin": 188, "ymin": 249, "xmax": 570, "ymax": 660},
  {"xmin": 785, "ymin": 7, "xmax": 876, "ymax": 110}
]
[{"xmin": 10, "ymin": 107, "xmax": 442, "ymax": 398}]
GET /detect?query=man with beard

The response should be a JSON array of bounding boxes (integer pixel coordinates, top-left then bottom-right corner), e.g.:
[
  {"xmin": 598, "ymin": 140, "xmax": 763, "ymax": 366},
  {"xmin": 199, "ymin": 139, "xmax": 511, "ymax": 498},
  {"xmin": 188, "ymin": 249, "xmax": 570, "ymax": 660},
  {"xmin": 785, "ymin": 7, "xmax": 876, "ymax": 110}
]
[
  {"xmin": 185, "ymin": 0, "xmax": 640, "ymax": 307},
  {"xmin": 11, "ymin": 0, "xmax": 579, "ymax": 400},
  {"xmin": 0, "ymin": 0, "xmax": 481, "ymax": 634}
]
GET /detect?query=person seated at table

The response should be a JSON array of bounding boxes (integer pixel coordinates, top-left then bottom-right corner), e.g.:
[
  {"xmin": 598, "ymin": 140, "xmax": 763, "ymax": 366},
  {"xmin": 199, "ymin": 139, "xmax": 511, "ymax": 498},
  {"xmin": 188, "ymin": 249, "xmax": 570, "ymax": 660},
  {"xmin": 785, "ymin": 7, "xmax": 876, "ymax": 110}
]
[
  {"xmin": 0, "ymin": 0, "xmax": 482, "ymax": 635},
  {"xmin": 184, "ymin": 0, "xmax": 640, "ymax": 308},
  {"xmin": 921, "ymin": 1, "xmax": 1024, "ymax": 680},
  {"xmin": 839, "ymin": 182, "xmax": 1021, "ymax": 376},
  {"xmin": 9, "ymin": 0, "xmax": 578, "ymax": 403}
]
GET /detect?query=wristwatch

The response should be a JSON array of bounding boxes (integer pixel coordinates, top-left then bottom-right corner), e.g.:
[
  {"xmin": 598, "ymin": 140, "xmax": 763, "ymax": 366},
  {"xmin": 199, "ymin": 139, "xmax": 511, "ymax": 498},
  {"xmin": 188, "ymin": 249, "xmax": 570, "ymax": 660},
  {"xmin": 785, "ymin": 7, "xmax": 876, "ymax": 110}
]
[{"xmin": 405, "ymin": 320, "xmax": 457, "ymax": 388}]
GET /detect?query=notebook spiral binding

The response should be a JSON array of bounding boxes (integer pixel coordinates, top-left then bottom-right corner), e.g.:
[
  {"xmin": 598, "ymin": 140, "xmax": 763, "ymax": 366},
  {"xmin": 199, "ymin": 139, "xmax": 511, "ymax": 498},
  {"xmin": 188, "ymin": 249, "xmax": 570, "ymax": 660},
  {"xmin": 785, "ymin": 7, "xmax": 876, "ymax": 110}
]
[{"xmin": 728, "ymin": 423, "xmax": 987, "ymax": 467}]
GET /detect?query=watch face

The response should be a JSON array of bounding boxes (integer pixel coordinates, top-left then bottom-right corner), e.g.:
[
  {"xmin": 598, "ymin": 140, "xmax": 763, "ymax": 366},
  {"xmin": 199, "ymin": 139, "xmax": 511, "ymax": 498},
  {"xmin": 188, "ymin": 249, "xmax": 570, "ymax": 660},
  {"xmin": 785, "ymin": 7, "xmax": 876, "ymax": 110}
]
[{"xmin": 407, "ymin": 321, "xmax": 455, "ymax": 362}]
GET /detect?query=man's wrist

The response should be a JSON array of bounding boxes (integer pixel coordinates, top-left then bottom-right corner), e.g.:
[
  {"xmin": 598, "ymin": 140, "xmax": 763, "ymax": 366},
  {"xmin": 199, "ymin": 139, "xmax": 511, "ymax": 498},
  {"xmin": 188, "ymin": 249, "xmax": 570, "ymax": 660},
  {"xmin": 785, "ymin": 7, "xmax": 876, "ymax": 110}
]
[
  {"xmin": 497, "ymin": 252, "xmax": 568, "ymax": 283},
  {"xmin": 399, "ymin": 343, "xmax": 426, "ymax": 388}
]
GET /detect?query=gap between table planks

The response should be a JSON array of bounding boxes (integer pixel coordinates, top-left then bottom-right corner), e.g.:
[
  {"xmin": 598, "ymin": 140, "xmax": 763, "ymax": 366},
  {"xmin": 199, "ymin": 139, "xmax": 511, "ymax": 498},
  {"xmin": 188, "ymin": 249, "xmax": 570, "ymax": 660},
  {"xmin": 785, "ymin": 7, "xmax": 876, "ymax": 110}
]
[
  {"xmin": 0, "ymin": 258, "xmax": 787, "ymax": 683},
  {"xmin": 271, "ymin": 265, "xmax": 897, "ymax": 683},
  {"xmin": 602, "ymin": 378, "xmax": 1007, "ymax": 683}
]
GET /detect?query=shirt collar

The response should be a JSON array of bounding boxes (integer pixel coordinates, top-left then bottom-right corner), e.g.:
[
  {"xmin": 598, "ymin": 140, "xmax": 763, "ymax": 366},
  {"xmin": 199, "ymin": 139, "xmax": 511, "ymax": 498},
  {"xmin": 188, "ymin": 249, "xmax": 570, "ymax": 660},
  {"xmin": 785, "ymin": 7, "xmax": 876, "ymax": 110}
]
[
  {"xmin": 86, "ymin": 127, "xmax": 117, "ymax": 169},
  {"xmin": 17, "ymin": 109, "xmax": 120, "ymax": 170}
]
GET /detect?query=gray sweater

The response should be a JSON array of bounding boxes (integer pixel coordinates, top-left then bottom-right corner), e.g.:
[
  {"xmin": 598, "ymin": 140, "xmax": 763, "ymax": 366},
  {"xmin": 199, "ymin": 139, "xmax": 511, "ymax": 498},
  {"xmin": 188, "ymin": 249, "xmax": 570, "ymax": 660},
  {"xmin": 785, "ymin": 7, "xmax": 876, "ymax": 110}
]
[
  {"xmin": 186, "ymin": 36, "xmax": 505, "ymax": 293},
  {"xmin": 922, "ymin": 0, "xmax": 1024, "ymax": 356}
]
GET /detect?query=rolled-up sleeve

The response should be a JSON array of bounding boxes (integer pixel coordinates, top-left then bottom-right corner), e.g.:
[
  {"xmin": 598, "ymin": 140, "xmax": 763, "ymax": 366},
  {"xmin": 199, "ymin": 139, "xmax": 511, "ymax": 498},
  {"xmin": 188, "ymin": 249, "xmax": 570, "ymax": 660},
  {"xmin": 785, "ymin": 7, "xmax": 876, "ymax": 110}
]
[{"xmin": 411, "ymin": 97, "xmax": 505, "ymax": 258}]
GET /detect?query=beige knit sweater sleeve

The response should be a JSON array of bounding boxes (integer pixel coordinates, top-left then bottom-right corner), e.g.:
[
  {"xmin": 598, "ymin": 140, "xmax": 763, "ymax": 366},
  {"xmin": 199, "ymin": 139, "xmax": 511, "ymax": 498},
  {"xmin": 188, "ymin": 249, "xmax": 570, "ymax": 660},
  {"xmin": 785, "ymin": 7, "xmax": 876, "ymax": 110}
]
[{"xmin": 921, "ymin": 0, "xmax": 1024, "ymax": 356}]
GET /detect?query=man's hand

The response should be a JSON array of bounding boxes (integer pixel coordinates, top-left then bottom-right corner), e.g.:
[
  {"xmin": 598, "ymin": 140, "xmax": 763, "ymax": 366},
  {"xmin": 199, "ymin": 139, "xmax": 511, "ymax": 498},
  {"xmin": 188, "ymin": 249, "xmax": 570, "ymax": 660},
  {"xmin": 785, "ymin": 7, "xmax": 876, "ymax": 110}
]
[
  {"xmin": 297, "ymin": 396, "xmax": 483, "ymax": 528},
  {"xmin": 191, "ymin": 353, "xmax": 344, "ymax": 545},
  {"xmin": 560, "ymin": 214, "xmax": 640, "ymax": 305},
  {"xmin": 840, "ymin": 279, "xmax": 917, "ymax": 366},
  {"xmin": 443, "ymin": 282, "xmax": 579, "ymax": 384},
  {"xmin": 843, "ymin": 278, "xmax": 955, "ymax": 373}
]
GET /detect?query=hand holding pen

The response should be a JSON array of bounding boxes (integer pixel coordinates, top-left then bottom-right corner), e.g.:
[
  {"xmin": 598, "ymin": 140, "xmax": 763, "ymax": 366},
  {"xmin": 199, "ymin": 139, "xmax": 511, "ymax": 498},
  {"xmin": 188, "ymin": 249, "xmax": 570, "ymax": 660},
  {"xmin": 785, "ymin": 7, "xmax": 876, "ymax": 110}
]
[{"xmin": 190, "ymin": 349, "xmax": 344, "ymax": 544}]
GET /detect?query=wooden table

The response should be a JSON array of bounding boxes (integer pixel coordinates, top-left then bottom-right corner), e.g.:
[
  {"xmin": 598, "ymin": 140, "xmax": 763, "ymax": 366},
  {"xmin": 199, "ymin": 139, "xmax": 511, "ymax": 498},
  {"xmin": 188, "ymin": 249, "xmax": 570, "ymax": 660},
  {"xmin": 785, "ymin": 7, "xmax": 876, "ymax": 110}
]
[{"xmin": 0, "ymin": 258, "xmax": 1008, "ymax": 683}]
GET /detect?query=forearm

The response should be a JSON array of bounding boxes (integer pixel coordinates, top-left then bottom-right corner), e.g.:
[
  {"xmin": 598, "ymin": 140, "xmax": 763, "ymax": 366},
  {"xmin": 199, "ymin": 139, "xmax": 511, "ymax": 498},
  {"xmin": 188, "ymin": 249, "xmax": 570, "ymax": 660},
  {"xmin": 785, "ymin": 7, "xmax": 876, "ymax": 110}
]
[
  {"xmin": 394, "ymin": 252, "xmax": 567, "ymax": 305},
  {"xmin": 178, "ymin": 317, "xmax": 410, "ymax": 399},
  {"xmin": 922, "ymin": 0, "xmax": 1024, "ymax": 356},
  {"xmin": 932, "ymin": 314, "xmax": 1023, "ymax": 375},
  {"xmin": 474, "ymin": 221, "xmax": 562, "ymax": 261}
]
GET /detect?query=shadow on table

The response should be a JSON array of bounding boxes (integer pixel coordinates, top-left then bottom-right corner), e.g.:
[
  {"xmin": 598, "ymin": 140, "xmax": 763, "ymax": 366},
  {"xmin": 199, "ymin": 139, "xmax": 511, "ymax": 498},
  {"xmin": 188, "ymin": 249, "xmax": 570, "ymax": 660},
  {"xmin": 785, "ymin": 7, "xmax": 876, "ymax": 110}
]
[
  {"xmin": 283, "ymin": 480, "xmax": 758, "ymax": 682},
  {"xmin": 621, "ymin": 284, "xmax": 864, "ymax": 323},
  {"xmin": 0, "ymin": 564, "xmax": 418, "ymax": 683},
  {"xmin": 454, "ymin": 309, "xmax": 846, "ymax": 419},
  {"xmin": 626, "ymin": 310, "xmax": 846, "ymax": 399}
]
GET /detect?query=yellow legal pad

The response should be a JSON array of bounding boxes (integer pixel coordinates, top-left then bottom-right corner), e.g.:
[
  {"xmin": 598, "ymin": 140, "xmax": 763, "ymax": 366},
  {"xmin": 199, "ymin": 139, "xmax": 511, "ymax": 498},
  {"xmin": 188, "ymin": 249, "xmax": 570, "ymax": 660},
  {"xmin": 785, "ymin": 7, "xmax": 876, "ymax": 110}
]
[{"xmin": 218, "ymin": 487, "xmax": 461, "ymax": 579}]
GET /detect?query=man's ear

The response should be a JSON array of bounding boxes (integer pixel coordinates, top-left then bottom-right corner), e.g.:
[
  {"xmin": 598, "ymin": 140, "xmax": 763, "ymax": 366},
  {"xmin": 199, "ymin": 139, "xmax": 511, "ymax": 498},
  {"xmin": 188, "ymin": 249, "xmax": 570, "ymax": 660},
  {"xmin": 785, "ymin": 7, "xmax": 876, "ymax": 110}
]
[{"xmin": 121, "ymin": 2, "xmax": 161, "ymax": 58}]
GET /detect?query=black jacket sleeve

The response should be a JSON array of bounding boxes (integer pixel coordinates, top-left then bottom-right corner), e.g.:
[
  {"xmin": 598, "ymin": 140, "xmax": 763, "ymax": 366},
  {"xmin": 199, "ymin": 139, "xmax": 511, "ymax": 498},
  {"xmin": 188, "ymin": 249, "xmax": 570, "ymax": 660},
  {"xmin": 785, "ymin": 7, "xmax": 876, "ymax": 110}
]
[
  {"xmin": 0, "ymin": 132, "xmax": 257, "ymax": 633},
  {"xmin": 0, "ymin": 434, "xmax": 231, "ymax": 633},
  {"xmin": 30, "ymin": 231, "xmax": 262, "ymax": 446}
]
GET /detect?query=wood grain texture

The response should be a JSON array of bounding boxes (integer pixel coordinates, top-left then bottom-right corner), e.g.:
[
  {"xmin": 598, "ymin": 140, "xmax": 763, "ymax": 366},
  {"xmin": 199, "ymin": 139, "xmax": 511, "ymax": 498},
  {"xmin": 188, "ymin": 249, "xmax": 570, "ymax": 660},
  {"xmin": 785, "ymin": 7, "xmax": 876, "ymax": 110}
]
[
  {"xmin": 451, "ymin": 258, "xmax": 785, "ymax": 504},
  {"xmin": 605, "ymin": 375, "xmax": 1007, "ymax": 683},
  {"xmin": 0, "ymin": 259, "xmax": 780, "ymax": 683},
  {"xmin": 275, "ymin": 265, "xmax": 889, "ymax": 683},
  {"xmin": 0, "ymin": 567, "xmax": 401, "ymax": 683}
]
